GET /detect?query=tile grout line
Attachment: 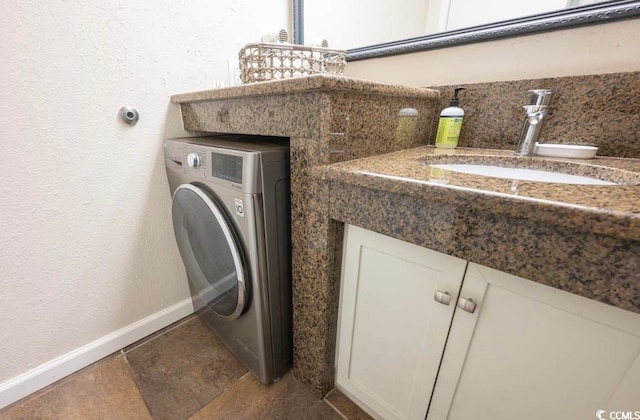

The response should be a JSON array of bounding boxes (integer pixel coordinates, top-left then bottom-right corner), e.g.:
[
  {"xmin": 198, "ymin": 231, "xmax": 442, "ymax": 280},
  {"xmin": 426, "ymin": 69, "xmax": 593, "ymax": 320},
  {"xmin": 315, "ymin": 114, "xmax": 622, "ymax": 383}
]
[
  {"xmin": 323, "ymin": 397, "xmax": 350, "ymax": 420},
  {"xmin": 121, "ymin": 351, "xmax": 155, "ymax": 419},
  {"xmin": 185, "ymin": 371, "xmax": 254, "ymax": 419},
  {"xmin": 122, "ymin": 315, "xmax": 197, "ymax": 355}
]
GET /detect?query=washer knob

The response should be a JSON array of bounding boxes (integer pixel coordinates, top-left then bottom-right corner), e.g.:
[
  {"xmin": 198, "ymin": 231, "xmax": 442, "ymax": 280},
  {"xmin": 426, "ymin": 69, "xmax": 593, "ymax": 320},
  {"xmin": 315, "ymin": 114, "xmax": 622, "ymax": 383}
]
[{"xmin": 186, "ymin": 152, "xmax": 201, "ymax": 168}]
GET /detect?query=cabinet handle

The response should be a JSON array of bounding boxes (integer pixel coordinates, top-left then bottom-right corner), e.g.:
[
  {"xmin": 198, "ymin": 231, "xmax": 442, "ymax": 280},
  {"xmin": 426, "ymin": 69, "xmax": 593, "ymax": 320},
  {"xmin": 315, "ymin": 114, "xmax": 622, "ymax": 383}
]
[
  {"xmin": 457, "ymin": 297, "xmax": 477, "ymax": 313},
  {"xmin": 434, "ymin": 290, "xmax": 451, "ymax": 306}
]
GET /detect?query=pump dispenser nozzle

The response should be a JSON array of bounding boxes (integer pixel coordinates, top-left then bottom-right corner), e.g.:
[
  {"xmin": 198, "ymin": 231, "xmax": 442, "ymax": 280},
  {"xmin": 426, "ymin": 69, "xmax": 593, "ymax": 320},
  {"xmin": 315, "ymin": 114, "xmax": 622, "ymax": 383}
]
[{"xmin": 449, "ymin": 87, "xmax": 466, "ymax": 107}]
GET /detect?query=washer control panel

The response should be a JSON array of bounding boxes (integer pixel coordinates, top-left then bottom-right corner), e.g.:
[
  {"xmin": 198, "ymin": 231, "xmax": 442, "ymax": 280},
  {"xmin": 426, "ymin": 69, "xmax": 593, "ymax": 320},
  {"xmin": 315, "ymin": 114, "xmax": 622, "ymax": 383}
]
[
  {"xmin": 184, "ymin": 149, "xmax": 208, "ymax": 179},
  {"xmin": 165, "ymin": 137, "xmax": 287, "ymax": 195},
  {"xmin": 186, "ymin": 152, "xmax": 201, "ymax": 169},
  {"xmin": 184, "ymin": 148, "xmax": 247, "ymax": 188}
]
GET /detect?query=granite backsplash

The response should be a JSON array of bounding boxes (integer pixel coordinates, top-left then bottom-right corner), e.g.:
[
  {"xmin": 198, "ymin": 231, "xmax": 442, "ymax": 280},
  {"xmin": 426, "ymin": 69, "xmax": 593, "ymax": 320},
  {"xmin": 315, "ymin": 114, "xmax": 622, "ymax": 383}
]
[{"xmin": 430, "ymin": 71, "xmax": 640, "ymax": 158}]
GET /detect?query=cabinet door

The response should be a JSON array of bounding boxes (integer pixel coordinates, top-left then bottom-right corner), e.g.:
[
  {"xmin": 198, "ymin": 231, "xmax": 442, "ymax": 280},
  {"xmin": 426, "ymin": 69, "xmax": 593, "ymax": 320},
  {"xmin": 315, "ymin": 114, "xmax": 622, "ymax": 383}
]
[
  {"xmin": 428, "ymin": 263, "xmax": 640, "ymax": 420},
  {"xmin": 336, "ymin": 225, "xmax": 467, "ymax": 420}
]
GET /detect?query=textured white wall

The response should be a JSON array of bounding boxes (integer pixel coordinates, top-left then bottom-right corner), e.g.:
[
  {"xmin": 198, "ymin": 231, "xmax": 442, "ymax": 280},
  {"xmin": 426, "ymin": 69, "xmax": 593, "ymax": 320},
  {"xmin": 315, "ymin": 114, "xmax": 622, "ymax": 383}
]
[
  {"xmin": 345, "ymin": 19, "xmax": 640, "ymax": 86},
  {"xmin": 0, "ymin": 0, "xmax": 288, "ymax": 384},
  {"xmin": 305, "ymin": 0, "xmax": 429, "ymax": 49},
  {"xmin": 445, "ymin": 0, "xmax": 567, "ymax": 31}
]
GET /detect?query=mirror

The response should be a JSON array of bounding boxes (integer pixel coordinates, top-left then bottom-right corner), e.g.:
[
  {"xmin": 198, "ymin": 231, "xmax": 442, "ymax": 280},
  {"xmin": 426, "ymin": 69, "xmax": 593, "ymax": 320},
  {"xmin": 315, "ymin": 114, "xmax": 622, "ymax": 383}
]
[{"xmin": 298, "ymin": 0, "xmax": 640, "ymax": 60}]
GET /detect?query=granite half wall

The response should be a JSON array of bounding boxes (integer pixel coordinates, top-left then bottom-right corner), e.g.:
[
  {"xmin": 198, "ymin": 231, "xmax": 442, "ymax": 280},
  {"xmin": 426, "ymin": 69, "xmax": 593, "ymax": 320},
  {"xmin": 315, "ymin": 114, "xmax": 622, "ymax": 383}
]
[
  {"xmin": 431, "ymin": 71, "xmax": 640, "ymax": 158},
  {"xmin": 171, "ymin": 75, "xmax": 440, "ymax": 397},
  {"xmin": 170, "ymin": 71, "xmax": 640, "ymax": 399}
]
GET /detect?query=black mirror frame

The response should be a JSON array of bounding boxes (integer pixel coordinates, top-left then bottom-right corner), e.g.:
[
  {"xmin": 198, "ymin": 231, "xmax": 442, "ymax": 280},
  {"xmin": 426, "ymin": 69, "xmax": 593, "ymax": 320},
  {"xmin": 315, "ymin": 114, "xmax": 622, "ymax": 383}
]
[{"xmin": 293, "ymin": 0, "xmax": 640, "ymax": 62}]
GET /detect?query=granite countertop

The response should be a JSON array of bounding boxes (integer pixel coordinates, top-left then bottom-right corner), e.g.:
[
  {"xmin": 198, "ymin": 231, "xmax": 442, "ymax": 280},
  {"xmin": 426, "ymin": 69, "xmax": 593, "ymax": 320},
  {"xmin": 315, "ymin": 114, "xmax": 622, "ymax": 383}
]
[
  {"xmin": 170, "ymin": 74, "xmax": 439, "ymax": 103},
  {"xmin": 315, "ymin": 147, "xmax": 640, "ymax": 241}
]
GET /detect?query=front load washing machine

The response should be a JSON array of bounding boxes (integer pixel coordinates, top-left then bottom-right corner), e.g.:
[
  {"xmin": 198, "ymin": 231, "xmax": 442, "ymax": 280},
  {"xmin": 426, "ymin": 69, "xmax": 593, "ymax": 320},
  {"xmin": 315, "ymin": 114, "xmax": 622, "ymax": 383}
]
[{"xmin": 164, "ymin": 135, "xmax": 291, "ymax": 383}]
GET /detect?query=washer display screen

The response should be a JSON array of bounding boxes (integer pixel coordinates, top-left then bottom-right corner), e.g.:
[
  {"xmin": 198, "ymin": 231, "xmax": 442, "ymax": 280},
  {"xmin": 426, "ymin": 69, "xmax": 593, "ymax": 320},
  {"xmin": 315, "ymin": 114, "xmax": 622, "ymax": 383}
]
[{"xmin": 212, "ymin": 153, "xmax": 242, "ymax": 184}]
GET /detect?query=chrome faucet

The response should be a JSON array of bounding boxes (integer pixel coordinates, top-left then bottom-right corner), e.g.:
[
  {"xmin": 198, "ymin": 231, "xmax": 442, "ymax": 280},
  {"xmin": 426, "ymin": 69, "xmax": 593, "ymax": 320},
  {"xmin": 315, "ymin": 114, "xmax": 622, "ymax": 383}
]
[{"xmin": 515, "ymin": 89, "xmax": 553, "ymax": 156}]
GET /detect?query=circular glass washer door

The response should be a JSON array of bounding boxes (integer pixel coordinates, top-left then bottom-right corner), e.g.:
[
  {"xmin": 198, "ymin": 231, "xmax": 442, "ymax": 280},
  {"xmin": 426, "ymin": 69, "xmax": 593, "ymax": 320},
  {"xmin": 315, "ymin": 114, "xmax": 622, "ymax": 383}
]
[{"xmin": 172, "ymin": 184, "xmax": 248, "ymax": 319}]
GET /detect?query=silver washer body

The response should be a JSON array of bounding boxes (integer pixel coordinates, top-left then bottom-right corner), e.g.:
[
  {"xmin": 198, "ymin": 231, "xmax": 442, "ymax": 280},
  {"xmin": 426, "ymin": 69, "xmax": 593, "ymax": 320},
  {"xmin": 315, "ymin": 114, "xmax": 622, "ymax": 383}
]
[{"xmin": 164, "ymin": 135, "xmax": 291, "ymax": 383}]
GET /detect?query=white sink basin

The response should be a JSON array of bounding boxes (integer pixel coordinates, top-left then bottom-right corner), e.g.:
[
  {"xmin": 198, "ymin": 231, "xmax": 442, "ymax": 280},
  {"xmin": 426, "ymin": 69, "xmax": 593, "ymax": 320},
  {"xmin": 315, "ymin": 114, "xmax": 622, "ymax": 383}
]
[{"xmin": 430, "ymin": 164, "xmax": 618, "ymax": 185}]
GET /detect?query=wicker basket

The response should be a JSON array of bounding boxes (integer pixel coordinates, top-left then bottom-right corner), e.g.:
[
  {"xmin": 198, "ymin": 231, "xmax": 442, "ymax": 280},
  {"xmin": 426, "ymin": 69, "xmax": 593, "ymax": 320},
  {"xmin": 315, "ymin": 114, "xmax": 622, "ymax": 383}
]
[{"xmin": 238, "ymin": 43, "xmax": 346, "ymax": 84}]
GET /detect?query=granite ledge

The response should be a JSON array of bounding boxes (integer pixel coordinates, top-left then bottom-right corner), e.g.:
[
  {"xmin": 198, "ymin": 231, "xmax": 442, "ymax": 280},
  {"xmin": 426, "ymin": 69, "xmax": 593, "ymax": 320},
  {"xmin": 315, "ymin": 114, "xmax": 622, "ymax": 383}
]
[
  {"xmin": 327, "ymin": 181, "xmax": 640, "ymax": 314},
  {"xmin": 170, "ymin": 74, "xmax": 440, "ymax": 104},
  {"xmin": 314, "ymin": 147, "xmax": 640, "ymax": 242}
]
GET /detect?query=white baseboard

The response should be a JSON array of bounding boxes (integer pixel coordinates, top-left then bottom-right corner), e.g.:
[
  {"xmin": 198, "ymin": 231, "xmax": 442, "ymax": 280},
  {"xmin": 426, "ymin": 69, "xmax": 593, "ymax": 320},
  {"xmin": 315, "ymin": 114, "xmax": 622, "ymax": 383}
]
[{"xmin": 0, "ymin": 298, "xmax": 194, "ymax": 409}]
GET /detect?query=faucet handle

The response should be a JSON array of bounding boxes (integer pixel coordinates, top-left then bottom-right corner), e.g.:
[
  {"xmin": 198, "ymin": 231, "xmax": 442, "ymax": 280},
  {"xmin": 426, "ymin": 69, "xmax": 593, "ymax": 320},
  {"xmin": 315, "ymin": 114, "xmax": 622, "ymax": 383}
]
[{"xmin": 527, "ymin": 89, "xmax": 553, "ymax": 106}]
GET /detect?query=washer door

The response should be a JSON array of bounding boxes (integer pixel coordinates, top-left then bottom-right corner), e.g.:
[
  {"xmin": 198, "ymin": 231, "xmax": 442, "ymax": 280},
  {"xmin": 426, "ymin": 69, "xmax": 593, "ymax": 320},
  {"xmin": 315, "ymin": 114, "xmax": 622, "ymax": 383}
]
[{"xmin": 172, "ymin": 184, "xmax": 248, "ymax": 319}]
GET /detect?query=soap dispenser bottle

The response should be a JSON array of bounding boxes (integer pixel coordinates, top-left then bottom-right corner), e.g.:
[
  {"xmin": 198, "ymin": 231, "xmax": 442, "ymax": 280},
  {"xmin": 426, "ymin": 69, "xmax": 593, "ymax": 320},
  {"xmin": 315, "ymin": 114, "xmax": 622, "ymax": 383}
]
[{"xmin": 435, "ymin": 87, "xmax": 466, "ymax": 148}]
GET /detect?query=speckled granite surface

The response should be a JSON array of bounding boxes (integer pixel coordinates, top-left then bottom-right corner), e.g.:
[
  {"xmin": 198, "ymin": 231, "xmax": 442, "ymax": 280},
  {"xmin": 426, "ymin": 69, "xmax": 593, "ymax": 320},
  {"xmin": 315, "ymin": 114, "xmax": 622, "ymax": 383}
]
[
  {"xmin": 171, "ymin": 75, "xmax": 440, "ymax": 398},
  {"xmin": 432, "ymin": 71, "xmax": 640, "ymax": 158},
  {"xmin": 171, "ymin": 74, "xmax": 439, "ymax": 103},
  {"xmin": 314, "ymin": 146, "xmax": 640, "ymax": 313},
  {"xmin": 172, "ymin": 73, "xmax": 640, "ymax": 398}
]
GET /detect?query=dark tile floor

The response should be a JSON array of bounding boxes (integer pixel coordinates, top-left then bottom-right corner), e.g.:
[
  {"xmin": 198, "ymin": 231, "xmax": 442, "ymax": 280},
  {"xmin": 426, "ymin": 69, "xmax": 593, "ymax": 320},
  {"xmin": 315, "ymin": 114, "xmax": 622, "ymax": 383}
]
[{"xmin": 0, "ymin": 315, "xmax": 371, "ymax": 420}]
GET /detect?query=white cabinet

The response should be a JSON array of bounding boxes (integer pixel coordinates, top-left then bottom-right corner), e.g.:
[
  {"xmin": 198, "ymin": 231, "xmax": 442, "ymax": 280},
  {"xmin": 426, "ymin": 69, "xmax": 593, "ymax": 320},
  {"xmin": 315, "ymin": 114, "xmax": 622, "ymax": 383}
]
[
  {"xmin": 336, "ymin": 225, "xmax": 640, "ymax": 420},
  {"xmin": 429, "ymin": 263, "xmax": 640, "ymax": 420},
  {"xmin": 335, "ymin": 225, "xmax": 468, "ymax": 420}
]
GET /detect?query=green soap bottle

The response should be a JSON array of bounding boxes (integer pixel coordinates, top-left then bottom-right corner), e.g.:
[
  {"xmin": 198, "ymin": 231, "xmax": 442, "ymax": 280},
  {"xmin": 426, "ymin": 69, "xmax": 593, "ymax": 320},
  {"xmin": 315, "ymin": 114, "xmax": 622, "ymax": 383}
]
[{"xmin": 435, "ymin": 87, "xmax": 466, "ymax": 148}]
